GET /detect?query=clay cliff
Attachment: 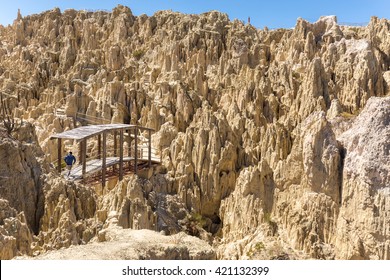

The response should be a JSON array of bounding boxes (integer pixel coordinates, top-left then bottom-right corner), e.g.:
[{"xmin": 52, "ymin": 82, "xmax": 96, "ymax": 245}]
[{"xmin": 0, "ymin": 6, "xmax": 389, "ymax": 259}]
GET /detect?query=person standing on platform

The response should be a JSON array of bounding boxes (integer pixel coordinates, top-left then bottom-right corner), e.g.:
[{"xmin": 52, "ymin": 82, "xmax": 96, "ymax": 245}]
[{"xmin": 64, "ymin": 151, "xmax": 76, "ymax": 177}]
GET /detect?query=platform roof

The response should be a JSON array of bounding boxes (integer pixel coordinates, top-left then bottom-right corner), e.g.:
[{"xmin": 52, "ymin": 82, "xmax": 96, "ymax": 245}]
[{"xmin": 50, "ymin": 124, "xmax": 153, "ymax": 141}]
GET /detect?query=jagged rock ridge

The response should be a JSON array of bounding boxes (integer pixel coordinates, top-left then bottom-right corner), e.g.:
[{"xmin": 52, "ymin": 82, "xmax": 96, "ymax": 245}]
[{"xmin": 0, "ymin": 6, "xmax": 389, "ymax": 259}]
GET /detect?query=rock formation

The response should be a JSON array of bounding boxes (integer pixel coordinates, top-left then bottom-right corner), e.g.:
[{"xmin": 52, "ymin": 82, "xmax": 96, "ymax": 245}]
[
  {"xmin": 0, "ymin": 124, "xmax": 44, "ymax": 258},
  {"xmin": 335, "ymin": 97, "xmax": 390, "ymax": 259},
  {"xmin": 18, "ymin": 228, "xmax": 216, "ymax": 260},
  {"xmin": 0, "ymin": 6, "xmax": 389, "ymax": 259}
]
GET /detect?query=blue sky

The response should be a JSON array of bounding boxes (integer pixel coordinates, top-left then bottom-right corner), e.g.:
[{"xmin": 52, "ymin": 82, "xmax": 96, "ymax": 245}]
[{"xmin": 0, "ymin": 0, "xmax": 389, "ymax": 29}]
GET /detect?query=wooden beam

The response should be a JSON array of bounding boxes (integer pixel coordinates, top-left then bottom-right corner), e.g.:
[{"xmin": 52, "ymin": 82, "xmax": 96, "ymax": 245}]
[
  {"xmin": 113, "ymin": 131, "xmax": 117, "ymax": 171},
  {"xmin": 134, "ymin": 90, "xmax": 137, "ymax": 125},
  {"xmin": 102, "ymin": 132, "xmax": 107, "ymax": 187},
  {"xmin": 133, "ymin": 125, "xmax": 155, "ymax": 132},
  {"xmin": 119, "ymin": 129, "xmax": 124, "ymax": 180},
  {"xmin": 50, "ymin": 124, "xmax": 138, "ymax": 141},
  {"xmin": 148, "ymin": 129, "xmax": 151, "ymax": 167},
  {"xmin": 97, "ymin": 134, "xmax": 101, "ymax": 159},
  {"xmin": 82, "ymin": 139, "xmax": 87, "ymax": 178},
  {"xmin": 126, "ymin": 129, "xmax": 131, "ymax": 169},
  {"xmin": 134, "ymin": 126, "xmax": 138, "ymax": 175},
  {"xmin": 127, "ymin": 129, "xmax": 131, "ymax": 157},
  {"xmin": 114, "ymin": 131, "xmax": 117, "ymax": 157},
  {"xmin": 79, "ymin": 141, "xmax": 83, "ymax": 165},
  {"xmin": 57, "ymin": 138, "xmax": 62, "ymax": 173}
]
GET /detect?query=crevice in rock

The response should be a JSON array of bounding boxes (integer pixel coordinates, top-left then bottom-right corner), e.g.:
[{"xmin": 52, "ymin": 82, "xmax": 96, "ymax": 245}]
[
  {"xmin": 33, "ymin": 179, "xmax": 45, "ymax": 235},
  {"xmin": 338, "ymin": 145, "xmax": 346, "ymax": 204},
  {"xmin": 209, "ymin": 212, "xmax": 222, "ymax": 235}
]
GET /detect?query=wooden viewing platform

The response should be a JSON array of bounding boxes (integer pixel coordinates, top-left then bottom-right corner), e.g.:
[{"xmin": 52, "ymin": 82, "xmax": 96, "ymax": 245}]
[{"xmin": 50, "ymin": 124, "xmax": 161, "ymax": 187}]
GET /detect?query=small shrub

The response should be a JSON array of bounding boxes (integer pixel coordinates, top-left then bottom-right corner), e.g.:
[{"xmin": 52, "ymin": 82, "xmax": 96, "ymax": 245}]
[
  {"xmin": 340, "ymin": 112, "xmax": 355, "ymax": 119},
  {"xmin": 182, "ymin": 212, "xmax": 207, "ymax": 237},
  {"xmin": 191, "ymin": 212, "xmax": 207, "ymax": 228},
  {"xmin": 254, "ymin": 241, "xmax": 265, "ymax": 252},
  {"xmin": 263, "ymin": 212, "xmax": 278, "ymax": 235},
  {"xmin": 132, "ymin": 49, "xmax": 145, "ymax": 60},
  {"xmin": 264, "ymin": 212, "xmax": 272, "ymax": 223},
  {"xmin": 246, "ymin": 241, "xmax": 266, "ymax": 258},
  {"xmin": 340, "ymin": 108, "xmax": 361, "ymax": 119},
  {"xmin": 0, "ymin": 92, "xmax": 22, "ymax": 136}
]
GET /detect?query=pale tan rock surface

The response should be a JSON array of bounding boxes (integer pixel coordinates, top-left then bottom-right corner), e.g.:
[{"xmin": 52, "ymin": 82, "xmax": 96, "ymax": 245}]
[
  {"xmin": 18, "ymin": 228, "xmax": 216, "ymax": 260},
  {"xmin": 0, "ymin": 200, "xmax": 33, "ymax": 259},
  {"xmin": 0, "ymin": 6, "xmax": 389, "ymax": 259},
  {"xmin": 335, "ymin": 97, "xmax": 390, "ymax": 259},
  {"xmin": 0, "ymin": 125, "xmax": 45, "ymax": 259}
]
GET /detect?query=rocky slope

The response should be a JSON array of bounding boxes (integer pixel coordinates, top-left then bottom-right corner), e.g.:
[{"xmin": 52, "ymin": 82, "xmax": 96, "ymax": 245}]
[
  {"xmin": 0, "ymin": 124, "xmax": 44, "ymax": 258},
  {"xmin": 0, "ymin": 6, "xmax": 389, "ymax": 259},
  {"xmin": 17, "ymin": 228, "xmax": 215, "ymax": 260}
]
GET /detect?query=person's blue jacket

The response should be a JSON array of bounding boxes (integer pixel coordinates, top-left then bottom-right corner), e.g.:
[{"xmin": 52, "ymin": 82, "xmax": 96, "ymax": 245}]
[{"xmin": 64, "ymin": 154, "xmax": 76, "ymax": 165}]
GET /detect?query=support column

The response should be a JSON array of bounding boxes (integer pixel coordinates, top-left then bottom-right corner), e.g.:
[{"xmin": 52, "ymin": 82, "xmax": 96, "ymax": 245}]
[
  {"xmin": 119, "ymin": 130, "xmax": 124, "ymax": 180},
  {"xmin": 114, "ymin": 131, "xmax": 117, "ymax": 157},
  {"xmin": 97, "ymin": 134, "xmax": 101, "ymax": 159},
  {"xmin": 128, "ymin": 129, "xmax": 131, "ymax": 157},
  {"xmin": 127, "ymin": 129, "xmax": 131, "ymax": 169},
  {"xmin": 113, "ymin": 131, "xmax": 117, "ymax": 171},
  {"xmin": 134, "ymin": 126, "xmax": 138, "ymax": 175},
  {"xmin": 148, "ymin": 129, "xmax": 151, "ymax": 167},
  {"xmin": 134, "ymin": 90, "xmax": 137, "ymax": 125},
  {"xmin": 102, "ymin": 132, "xmax": 107, "ymax": 187},
  {"xmin": 57, "ymin": 138, "xmax": 62, "ymax": 173},
  {"xmin": 129, "ymin": 92, "xmax": 133, "ymax": 124},
  {"xmin": 82, "ymin": 139, "xmax": 87, "ymax": 179},
  {"xmin": 79, "ymin": 141, "xmax": 83, "ymax": 165}
]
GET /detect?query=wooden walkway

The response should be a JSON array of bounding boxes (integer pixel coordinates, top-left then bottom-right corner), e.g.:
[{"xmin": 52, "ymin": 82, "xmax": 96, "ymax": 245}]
[
  {"xmin": 64, "ymin": 155, "xmax": 161, "ymax": 180},
  {"xmin": 51, "ymin": 124, "xmax": 161, "ymax": 186}
]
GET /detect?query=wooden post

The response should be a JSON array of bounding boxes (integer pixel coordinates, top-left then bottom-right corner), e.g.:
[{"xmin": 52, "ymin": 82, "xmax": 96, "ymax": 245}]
[
  {"xmin": 127, "ymin": 129, "xmax": 131, "ymax": 157},
  {"xmin": 134, "ymin": 90, "xmax": 137, "ymax": 124},
  {"xmin": 134, "ymin": 126, "xmax": 138, "ymax": 174},
  {"xmin": 79, "ymin": 141, "xmax": 83, "ymax": 165},
  {"xmin": 102, "ymin": 132, "xmax": 107, "ymax": 187},
  {"xmin": 114, "ymin": 131, "xmax": 117, "ymax": 157},
  {"xmin": 82, "ymin": 139, "xmax": 87, "ymax": 178},
  {"xmin": 113, "ymin": 131, "xmax": 117, "ymax": 171},
  {"xmin": 148, "ymin": 129, "xmax": 151, "ymax": 167},
  {"xmin": 127, "ymin": 129, "xmax": 131, "ymax": 170},
  {"xmin": 57, "ymin": 138, "xmax": 62, "ymax": 173},
  {"xmin": 97, "ymin": 134, "xmax": 101, "ymax": 159},
  {"xmin": 119, "ymin": 130, "xmax": 124, "ymax": 180}
]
